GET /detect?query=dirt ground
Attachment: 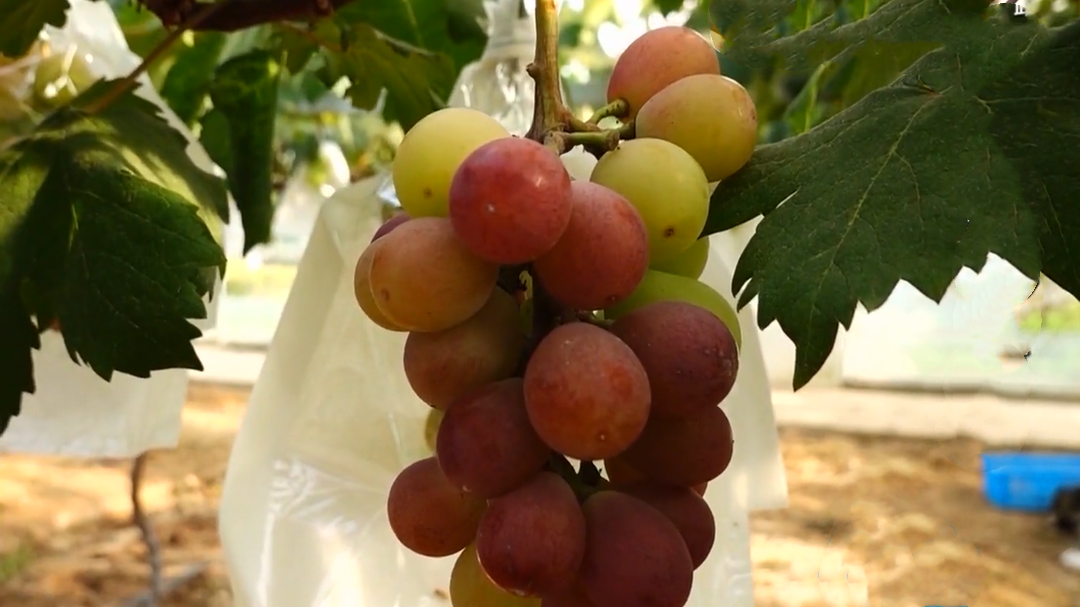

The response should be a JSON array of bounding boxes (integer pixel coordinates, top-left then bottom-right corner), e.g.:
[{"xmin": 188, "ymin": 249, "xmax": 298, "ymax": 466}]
[{"xmin": 1, "ymin": 384, "xmax": 1078, "ymax": 607}]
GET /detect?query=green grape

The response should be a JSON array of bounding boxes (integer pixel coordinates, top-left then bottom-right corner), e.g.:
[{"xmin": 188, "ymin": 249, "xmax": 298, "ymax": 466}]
[
  {"xmin": 392, "ymin": 108, "xmax": 510, "ymax": 218},
  {"xmin": 636, "ymin": 74, "xmax": 759, "ymax": 182},
  {"xmin": 604, "ymin": 270, "xmax": 742, "ymax": 349},
  {"xmin": 450, "ymin": 543, "xmax": 541, "ymax": 607},
  {"xmin": 589, "ymin": 138, "xmax": 709, "ymax": 264},
  {"xmin": 649, "ymin": 237, "xmax": 709, "ymax": 279}
]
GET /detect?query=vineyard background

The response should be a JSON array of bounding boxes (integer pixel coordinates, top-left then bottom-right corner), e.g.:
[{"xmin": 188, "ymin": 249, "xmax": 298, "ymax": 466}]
[{"xmin": 2, "ymin": 0, "xmax": 1080, "ymax": 605}]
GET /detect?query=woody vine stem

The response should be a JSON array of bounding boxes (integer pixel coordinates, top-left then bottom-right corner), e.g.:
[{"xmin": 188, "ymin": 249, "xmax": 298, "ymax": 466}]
[{"xmin": 524, "ymin": 0, "xmax": 626, "ymax": 155}]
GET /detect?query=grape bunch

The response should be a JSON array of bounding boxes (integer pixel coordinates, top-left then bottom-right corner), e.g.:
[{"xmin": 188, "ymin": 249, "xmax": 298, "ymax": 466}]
[{"xmin": 353, "ymin": 25, "xmax": 758, "ymax": 607}]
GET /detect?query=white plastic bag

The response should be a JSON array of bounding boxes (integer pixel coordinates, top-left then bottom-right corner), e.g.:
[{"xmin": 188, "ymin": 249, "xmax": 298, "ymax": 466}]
[{"xmin": 0, "ymin": 0, "xmax": 223, "ymax": 457}]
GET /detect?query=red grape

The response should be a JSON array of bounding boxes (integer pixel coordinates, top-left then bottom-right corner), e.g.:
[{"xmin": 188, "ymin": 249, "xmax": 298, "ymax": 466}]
[
  {"xmin": 524, "ymin": 322, "xmax": 650, "ymax": 460},
  {"xmin": 533, "ymin": 181, "xmax": 649, "ymax": 311},
  {"xmin": 476, "ymin": 472, "xmax": 586, "ymax": 596},
  {"xmin": 608, "ymin": 300, "xmax": 739, "ymax": 418},
  {"xmin": 578, "ymin": 491, "xmax": 693, "ymax": 607},
  {"xmin": 616, "ymin": 481, "xmax": 715, "ymax": 569},
  {"xmin": 620, "ymin": 405, "xmax": 734, "ymax": 487},
  {"xmin": 436, "ymin": 379, "xmax": 551, "ymax": 499},
  {"xmin": 386, "ymin": 457, "xmax": 485, "ymax": 557},
  {"xmin": 607, "ymin": 26, "xmax": 720, "ymax": 118},
  {"xmin": 449, "ymin": 137, "xmax": 573, "ymax": 264},
  {"xmin": 403, "ymin": 288, "xmax": 525, "ymax": 411}
]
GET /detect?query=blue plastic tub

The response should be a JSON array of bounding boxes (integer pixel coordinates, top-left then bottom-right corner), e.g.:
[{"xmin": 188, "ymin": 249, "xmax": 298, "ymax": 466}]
[{"xmin": 981, "ymin": 451, "xmax": 1080, "ymax": 512}]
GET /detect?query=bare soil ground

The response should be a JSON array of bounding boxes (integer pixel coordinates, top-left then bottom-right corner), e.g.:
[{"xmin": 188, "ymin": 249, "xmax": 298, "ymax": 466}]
[{"xmin": 1, "ymin": 384, "xmax": 1077, "ymax": 607}]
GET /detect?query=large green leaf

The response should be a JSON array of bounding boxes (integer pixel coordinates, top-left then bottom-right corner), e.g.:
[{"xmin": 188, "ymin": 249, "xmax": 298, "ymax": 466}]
[
  {"xmin": 0, "ymin": 81, "xmax": 227, "ymax": 435},
  {"xmin": 704, "ymin": 12, "xmax": 1080, "ymax": 389},
  {"xmin": 0, "ymin": 0, "xmax": 72, "ymax": 57},
  {"xmin": 202, "ymin": 50, "xmax": 281, "ymax": 253},
  {"xmin": 160, "ymin": 32, "xmax": 229, "ymax": 125}
]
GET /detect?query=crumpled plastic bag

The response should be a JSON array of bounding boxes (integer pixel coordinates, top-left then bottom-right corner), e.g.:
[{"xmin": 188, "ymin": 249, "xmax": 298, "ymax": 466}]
[
  {"xmin": 218, "ymin": 175, "xmax": 787, "ymax": 607},
  {"xmin": 0, "ymin": 0, "xmax": 223, "ymax": 458}
]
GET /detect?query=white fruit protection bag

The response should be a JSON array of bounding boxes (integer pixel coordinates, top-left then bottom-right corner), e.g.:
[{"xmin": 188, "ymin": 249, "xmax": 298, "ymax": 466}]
[
  {"xmin": 0, "ymin": 0, "xmax": 222, "ymax": 458},
  {"xmin": 217, "ymin": 2, "xmax": 787, "ymax": 605}
]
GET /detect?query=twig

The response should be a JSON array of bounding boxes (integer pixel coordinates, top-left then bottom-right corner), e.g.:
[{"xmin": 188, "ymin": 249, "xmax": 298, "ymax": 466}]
[
  {"xmin": 140, "ymin": 0, "xmax": 359, "ymax": 32},
  {"xmin": 120, "ymin": 562, "xmax": 210, "ymax": 607},
  {"xmin": 82, "ymin": 1, "xmax": 231, "ymax": 114},
  {"xmin": 524, "ymin": 0, "xmax": 570, "ymax": 149},
  {"xmin": 130, "ymin": 453, "xmax": 164, "ymax": 605}
]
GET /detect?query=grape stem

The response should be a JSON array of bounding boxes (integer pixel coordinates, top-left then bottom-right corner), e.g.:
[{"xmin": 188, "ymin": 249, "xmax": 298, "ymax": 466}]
[
  {"xmin": 523, "ymin": 0, "xmax": 625, "ymax": 157},
  {"xmin": 586, "ymin": 99, "xmax": 629, "ymax": 124}
]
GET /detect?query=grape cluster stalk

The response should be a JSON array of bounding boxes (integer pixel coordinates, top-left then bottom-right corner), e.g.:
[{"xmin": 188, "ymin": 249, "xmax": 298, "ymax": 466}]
[{"xmin": 352, "ymin": 1, "xmax": 760, "ymax": 604}]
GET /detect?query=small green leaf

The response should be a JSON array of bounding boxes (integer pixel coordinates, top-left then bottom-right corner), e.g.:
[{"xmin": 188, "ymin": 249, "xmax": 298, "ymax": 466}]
[
  {"xmin": 206, "ymin": 51, "xmax": 281, "ymax": 253},
  {"xmin": 160, "ymin": 32, "xmax": 228, "ymax": 125},
  {"xmin": 0, "ymin": 82, "xmax": 227, "ymax": 428},
  {"xmin": 0, "ymin": 0, "xmax": 70, "ymax": 57},
  {"xmin": 704, "ymin": 19, "xmax": 1080, "ymax": 389},
  {"xmin": 336, "ymin": 0, "xmax": 486, "ymax": 70},
  {"xmin": 338, "ymin": 24, "xmax": 455, "ymax": 130}
]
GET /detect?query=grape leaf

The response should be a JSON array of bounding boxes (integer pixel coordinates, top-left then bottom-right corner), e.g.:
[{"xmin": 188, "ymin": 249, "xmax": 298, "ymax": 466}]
[
  {"xmin": 710, "ymin": 0, "xmax": 991, "ymax": 72},
  {"xmin": 336, "ymin": 0, "xmax": 485, "ymax": 70},
  {"xmin": 273, "ymin": 0, "xmax": 482, "ymax": 127},
  {"xmin": 0, "ymin": 82, "xmax": 227, "ymax": 435},
  {"xmin": 159, "ymin": 32, "xmax": 229, "ymax": 126},
  {"xmin": 0, "ymin": 284, "xmax": 37, "ymax": 436},
  {"xmin": 703, "ymin": 17, "xmax": 1080, "ymax": 389},
  {"xmin": 202, "ymin": 50, "xmax": 281, "ymax": 253},
  {"xmin": 0, "ymin": 0, "xmax": 72, "ymax": 57},
  {"xmin": 337, "ymin": 24, "xmax": 456, "ymax": 130}
]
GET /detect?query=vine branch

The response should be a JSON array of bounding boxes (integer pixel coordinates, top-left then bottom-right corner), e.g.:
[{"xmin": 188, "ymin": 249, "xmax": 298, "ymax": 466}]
[
  {"xmin": 139, "ymin": 0, "xmax": 359, "ymax": 32},
  {"xmin": 82, "ymin": 0, "xmax": 230, "ymax": 114}
]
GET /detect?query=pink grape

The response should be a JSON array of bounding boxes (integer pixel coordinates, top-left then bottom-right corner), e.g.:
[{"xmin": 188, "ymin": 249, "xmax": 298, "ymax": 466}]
[{"xmin": 449, "ymin": 137, "xmax": 573, "ymax": 264}]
